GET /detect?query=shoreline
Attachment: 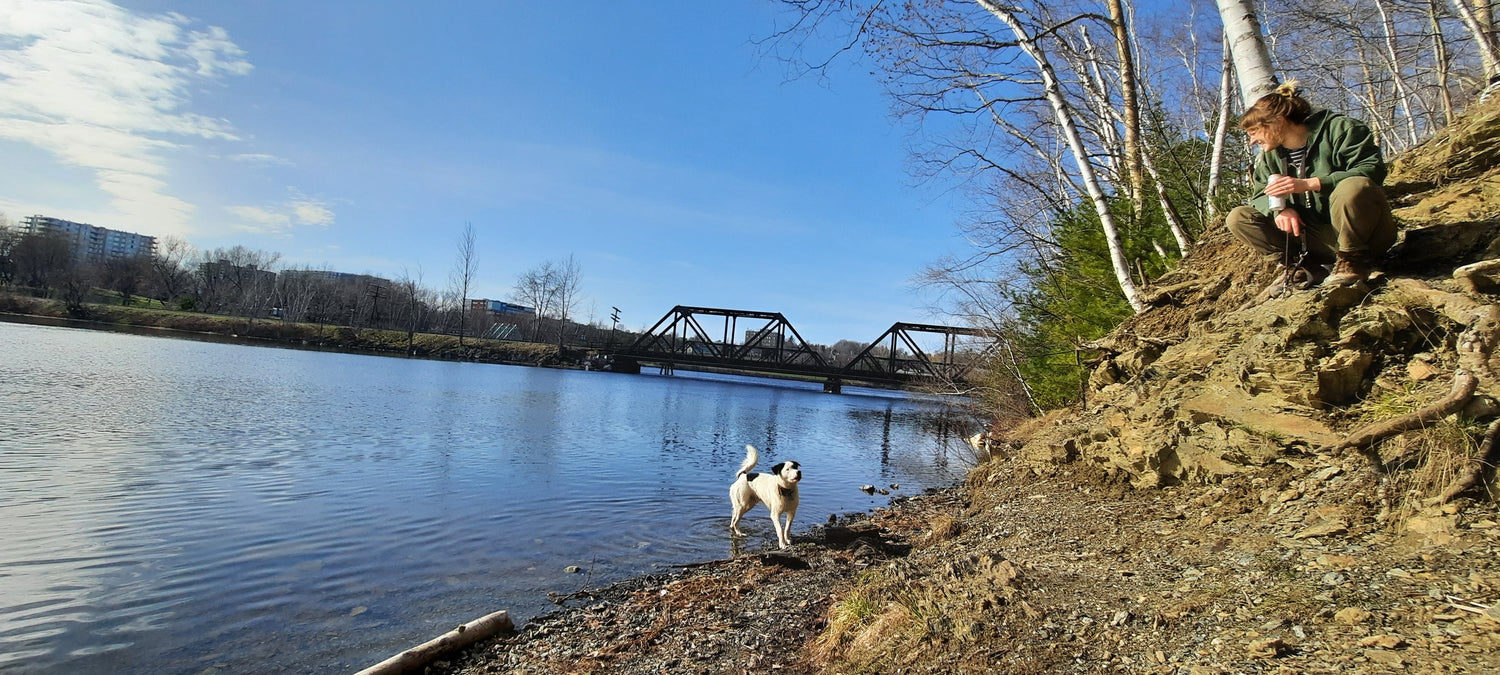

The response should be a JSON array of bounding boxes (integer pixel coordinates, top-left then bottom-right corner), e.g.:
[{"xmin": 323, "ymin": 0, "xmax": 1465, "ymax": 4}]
[
  {"xmin": 421, "ymin": 489, "xmax": 955, "ymax": 675},
  {"xmin": 414, "ymin": 453, "xmax": 1500, "ymax": 674},
  {"xmin": 0, "ymin": 304, "xmax": 577, "ymax": 370}
]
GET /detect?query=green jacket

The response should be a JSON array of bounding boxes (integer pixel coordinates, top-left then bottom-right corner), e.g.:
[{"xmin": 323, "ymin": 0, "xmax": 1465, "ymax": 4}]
[{"xmin": 1248, "ymin": 108, "xmax": 1386, "ymax": 224}]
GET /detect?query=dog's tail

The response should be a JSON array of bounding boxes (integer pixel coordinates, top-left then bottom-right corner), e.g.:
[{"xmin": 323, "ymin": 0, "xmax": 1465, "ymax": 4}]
[{"xmin": 737, "ymin": 444, "xmax": 759, "ymax": 478}]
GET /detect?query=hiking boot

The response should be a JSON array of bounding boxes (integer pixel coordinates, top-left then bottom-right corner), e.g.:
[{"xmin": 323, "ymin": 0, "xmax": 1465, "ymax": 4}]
[{"xmin": 1322, "ymin": 251, "xmax": 1373, "ymax": 287}]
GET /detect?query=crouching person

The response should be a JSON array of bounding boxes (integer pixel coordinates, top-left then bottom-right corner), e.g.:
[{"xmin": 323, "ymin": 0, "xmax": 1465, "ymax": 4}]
[{"xmin": 1226, "ymin": 81, "xmax": 1397, "ymax": 293}]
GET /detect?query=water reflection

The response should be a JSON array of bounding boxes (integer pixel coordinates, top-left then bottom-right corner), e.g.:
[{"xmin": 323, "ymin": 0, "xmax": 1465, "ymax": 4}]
[{"xmin": 0, "ymin": 322, "xmax": 982, "ymax": 674}]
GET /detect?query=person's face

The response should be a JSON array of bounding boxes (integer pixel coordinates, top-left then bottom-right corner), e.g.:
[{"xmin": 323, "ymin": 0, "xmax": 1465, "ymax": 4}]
[{"xmin": 1246, "ymin": 120, "xmax": 1285, "ymax": 150}]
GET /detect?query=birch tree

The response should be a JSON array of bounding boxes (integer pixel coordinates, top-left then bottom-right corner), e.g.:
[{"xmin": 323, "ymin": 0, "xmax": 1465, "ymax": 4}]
[
  {"xmin": 1215, "ymin": 0, "xmax": 1278, "ymax": 107},
  {"xmin": 1205, "ymin": 39, "xmax": 1234, "ymax": 220},
  {"xmin": 1450, "ymin": 0, "xmax": 1500, "ymax": 83},
  {"xmin": 978, "ymin": 0, "xmax": 1145, "ymax": 312}
]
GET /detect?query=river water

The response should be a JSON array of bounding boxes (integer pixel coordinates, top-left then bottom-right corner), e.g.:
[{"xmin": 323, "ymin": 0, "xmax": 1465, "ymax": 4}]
[{"xmin": 0, "ymin": 321, "xmax": 978, "ymax": 674}]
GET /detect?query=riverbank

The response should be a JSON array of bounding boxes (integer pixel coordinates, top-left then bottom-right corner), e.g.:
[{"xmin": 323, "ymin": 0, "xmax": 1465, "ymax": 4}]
[
  {"xmin": 0, "ymin": 293, "xmax": 570, "ymax": 368},
  {"xmin": 426, "ymin": 449, "xmax": 1500, "ymax": 674}
]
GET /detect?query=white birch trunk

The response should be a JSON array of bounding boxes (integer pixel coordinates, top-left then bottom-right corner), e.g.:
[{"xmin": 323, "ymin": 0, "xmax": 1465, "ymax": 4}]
[
  {"xmin": 1206, "ymin": 39, "xmax": 1234, "ymax": 221},
  {"xmin": 1074, "ymin": 27, "xmax": 1124, "ymax": 183},
  {"xmin": 1137, "ymin": 143, "xmax": 1193, "ymax": 254},
  {"xmin": 1215, "ymin": 0, "xmax": 1279, "ymax": 107},
  {"xmin": 1451, "ymin": 0, "xmax": 1500, "ymax": 82},
  {"xmin": 1429, "ymin": 0, "xmax": 1456, "ymax": 124},
  {"xmin": 1372, "ymin": 0, "xmax": 1422, "ymax": 147},
  {"xmin": 977, "ymin": 0, "xmax": 1146, "ymax": 313}
]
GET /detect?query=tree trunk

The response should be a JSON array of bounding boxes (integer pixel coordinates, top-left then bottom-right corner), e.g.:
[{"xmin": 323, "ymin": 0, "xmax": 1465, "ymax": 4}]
[
  {"xmin": 1215, "ymin": 0, "xmax": 1278, "ymax": 107},
  {"xmin": 1206, "ymin": 39, "xmax": 1234, "ymax": 221},
  {"xmin": 1373, "ymin": 0, "xmax": 1422, "ymax": 148},
  {"xmin": 1452, "ymin": 0, "xmax": 1500, "ymax": 82},
  {"xmin": 1075, "ymin": 27, "xmax": 1125, "ymax": 183},
  {"xmin": 1108, "ymin": 0, "xmax": 1146, "ymax": 217},
  {"xmin": 1427, "ymin": 0, "xmax": 1456, "ymax": 125},
  {"xmin": 979, "ymin": 0, "xmax": 1146, "ymax": 313},
  {"xmin": 1138, "ymin": 142, "xmax": 1193, "ymax": 254}
]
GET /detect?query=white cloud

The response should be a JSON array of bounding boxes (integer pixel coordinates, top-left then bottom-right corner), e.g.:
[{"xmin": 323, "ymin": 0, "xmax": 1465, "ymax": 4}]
[
  {"xmin": 227, "ymin": 189, "xmax": 335, "ymax": 234},
  {"xmin": 0, "ymin": 0, "xmax": 251, "ymax": 236},
  {"xmin": 228, "ymin": 153, "xmax": 293, "ymax": 167}
]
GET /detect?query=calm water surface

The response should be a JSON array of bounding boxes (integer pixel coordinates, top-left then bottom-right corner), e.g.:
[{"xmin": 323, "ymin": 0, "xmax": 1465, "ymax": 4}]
[{"xmin": 0, "ymin": 322, "xmax": 978, "ymax": 674}]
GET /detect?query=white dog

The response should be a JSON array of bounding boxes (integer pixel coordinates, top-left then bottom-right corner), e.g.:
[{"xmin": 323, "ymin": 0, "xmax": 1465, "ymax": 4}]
[{"xmin": 729, "ymin": 444, "xmax": 802, "ymax": 549}]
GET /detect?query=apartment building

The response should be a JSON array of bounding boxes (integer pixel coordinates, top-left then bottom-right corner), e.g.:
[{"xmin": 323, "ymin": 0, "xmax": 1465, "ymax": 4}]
[{"xmin": 19, "ymin": 215, "xmax": 157, "ymax": 262}]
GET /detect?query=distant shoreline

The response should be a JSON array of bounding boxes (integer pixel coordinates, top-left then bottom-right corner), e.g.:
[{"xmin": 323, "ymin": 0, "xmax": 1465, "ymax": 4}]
[{"xmin": 0, "ymin": 295, "xmax": 573, "ymax": 369}]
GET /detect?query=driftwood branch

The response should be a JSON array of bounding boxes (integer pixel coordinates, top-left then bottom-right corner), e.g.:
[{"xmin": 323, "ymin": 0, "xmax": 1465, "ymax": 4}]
[
  {"xmin": 1440, "ymin": 416, "xmax": 1500, "ymax": 502},
  {"xmin": 354, "ymin": 609, "xmax": 513, "ymax": 675},
  {"xmin": 1322, "ymin": 369, "xmax": 1478, "ymax": 463}
]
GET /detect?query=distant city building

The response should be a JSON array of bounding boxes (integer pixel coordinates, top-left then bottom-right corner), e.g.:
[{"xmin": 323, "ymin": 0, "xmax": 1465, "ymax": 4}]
[
  {"xmin": 20, "ymin": 215, "xmax": 157, "ymax": 262},
  {"xmin": 470, "ymin": 299, "xmax": 535, "ymax": 316},
  {"xmin": 279, "ymin": 269, "xmax": 391, "ymax": 286}
]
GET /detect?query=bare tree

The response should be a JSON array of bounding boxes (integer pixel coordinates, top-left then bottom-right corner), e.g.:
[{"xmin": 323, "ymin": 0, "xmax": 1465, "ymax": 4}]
[
  {"xmin": 274, "ymin": 267, "xmax": 323, "ymax": 323},
  {"xmin": 1205, "ymin": 39, "xmax": 1235, "ymax": 220},
  {"xmin": 1450, "ymin": 0, "xmax": 1500, "ymax": 84},
  {"xmin": 448, "ymin": 223, "xmax": 479, "ymax": 347},
  {"xmin": 511, "ymin": 260, "xmax": 557, "ymax": 342},
  {"xmin": 102, "ymin": 254, "xmax": 150, "ymax": 306},
  {"xmin": 552, "ymin": 254, "xmax": 584, "ymax": 347},
  {"xmin": 149, "ymin": 236, "xmax": 194, "ymax": 304},
  {"xmin": 0, "ymin": 214, "xmax": 16, "ymax": 286},
  {"xmin": 194, "ymin": 246, "xmax": 280, "ymax": 324},
  {"xmin": 12, "ymin": 231, "xmax": 73, "ymax": 291},
  {"xmin": 396, "ymin": 267, "xmax": 431, "ymax": 355},
  {"xmin": 978, "ymin": 0, "xmax": 1146, "ymax": 311},
  {"xmin": 1107, "ymin": 0, "xmax": 1145, "ymax": 215}
]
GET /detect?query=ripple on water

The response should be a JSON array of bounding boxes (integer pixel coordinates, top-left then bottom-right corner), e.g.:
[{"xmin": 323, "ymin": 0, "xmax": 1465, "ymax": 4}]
[{"xmin": 0, "ymin": 323, "xmax": 978, "ymax": 674}]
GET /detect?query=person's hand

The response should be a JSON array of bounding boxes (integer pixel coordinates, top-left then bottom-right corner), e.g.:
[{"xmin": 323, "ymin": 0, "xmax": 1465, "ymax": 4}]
[
  {"xmin": 1274, "ymin": 207, "xmax": 1303, "ymax": 237},
  {"xmin": 1266, "ymin": 175, "xmax": 1321, "ymax": 197}
]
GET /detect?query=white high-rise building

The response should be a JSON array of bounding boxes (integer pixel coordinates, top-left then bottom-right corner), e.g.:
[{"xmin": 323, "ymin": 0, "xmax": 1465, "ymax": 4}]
[{"xmin": 19, "ymin": 215, "xmax": 157, "ymax": 262}]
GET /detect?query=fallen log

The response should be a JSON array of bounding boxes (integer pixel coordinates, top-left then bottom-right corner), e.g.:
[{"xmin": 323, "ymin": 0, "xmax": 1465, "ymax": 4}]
[{"xmin": 354, "ymin": 609, "xmax": 513, "ymax": 675}]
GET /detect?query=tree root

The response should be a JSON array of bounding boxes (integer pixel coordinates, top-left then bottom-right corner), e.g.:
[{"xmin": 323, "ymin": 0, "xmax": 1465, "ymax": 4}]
[
  {"xmin": 1440, "ymin": 417, "xmax": 1500, "ymax": 503},
  {"xmin": 1320, "ymin": 369, "xmax": 1478, "ymax": 465}
]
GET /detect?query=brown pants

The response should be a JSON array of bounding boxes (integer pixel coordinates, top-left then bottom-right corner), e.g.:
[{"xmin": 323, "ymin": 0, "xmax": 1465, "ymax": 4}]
[{"xmin": 1225, "ymin": 176, "xmax": 1397, "ymax": 266}]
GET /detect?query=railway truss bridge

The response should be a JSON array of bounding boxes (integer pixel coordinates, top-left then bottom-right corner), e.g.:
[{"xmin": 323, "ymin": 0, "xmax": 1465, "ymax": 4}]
[{"xmin": 601, "ymin": 305, "xmax": 999, "ymax": 394}]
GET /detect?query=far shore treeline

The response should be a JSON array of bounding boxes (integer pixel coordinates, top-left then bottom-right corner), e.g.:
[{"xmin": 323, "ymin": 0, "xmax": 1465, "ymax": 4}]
[{"xmin": 0, "ymin": 217, "xmax": 891, "ymax": 370}]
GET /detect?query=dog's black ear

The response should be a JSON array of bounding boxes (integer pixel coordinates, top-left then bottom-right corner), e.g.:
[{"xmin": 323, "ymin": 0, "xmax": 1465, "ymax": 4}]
[{"xmin": 771, "ymin": 462, "xmax": 785, "ymax": 474}]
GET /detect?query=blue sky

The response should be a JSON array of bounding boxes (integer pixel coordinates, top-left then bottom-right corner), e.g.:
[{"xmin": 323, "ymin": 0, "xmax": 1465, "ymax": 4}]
[{"xmin": 0, "ymin": 1, "xmax": 967, "ymax": 345}]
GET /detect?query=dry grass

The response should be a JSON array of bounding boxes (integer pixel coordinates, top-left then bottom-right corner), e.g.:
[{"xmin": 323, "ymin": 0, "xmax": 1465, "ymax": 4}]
[
  {"xmin": 1386, "ymin": 418, "xmax": 1486, "ymax": 527},
  {"xmin": 923, "ymin": 514, "xmax": 962, "ymax": 547}
]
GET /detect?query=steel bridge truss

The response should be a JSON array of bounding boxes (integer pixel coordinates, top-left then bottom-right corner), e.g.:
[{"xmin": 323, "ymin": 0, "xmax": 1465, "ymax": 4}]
[
  {"xmin": 839, "ymin": 322, "xmax": 999, "ymax": 383},
  {"xmin": 621, "ymin": 306, "xmax": 999, "ymax": 388},
  {"xmin": 626, "ymin": 306, "xmax": 829, "ymax": 372}
]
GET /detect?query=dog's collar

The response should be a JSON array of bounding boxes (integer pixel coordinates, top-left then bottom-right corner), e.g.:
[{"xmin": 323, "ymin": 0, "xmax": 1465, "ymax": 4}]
[{"xmin": 779, "ymin": 485, "xmax": 795, "ymax": 498}]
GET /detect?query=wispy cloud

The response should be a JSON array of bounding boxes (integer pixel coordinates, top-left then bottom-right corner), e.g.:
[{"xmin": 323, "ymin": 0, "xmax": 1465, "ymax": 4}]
[
  {"xmin": 227, "ymin": 189, "xmax": 335, "ymax": 234},
  {"xmin": 228, "ymin": 153, "xmax": 293, "ymax": 167},
  {"xmin": 0, "ymin": 0, "xmax": 251, "ymax": 236}
]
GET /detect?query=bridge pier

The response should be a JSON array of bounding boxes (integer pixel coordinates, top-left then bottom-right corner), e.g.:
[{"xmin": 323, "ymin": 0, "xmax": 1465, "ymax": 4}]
[{"xmin": 823, "ymin": 378, "xmax": 842, "ymax": 394}]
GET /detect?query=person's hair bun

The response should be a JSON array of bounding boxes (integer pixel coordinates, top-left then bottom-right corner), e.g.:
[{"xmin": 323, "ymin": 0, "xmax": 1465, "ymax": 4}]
[{"xmin": 1275, "ymin": 79, "xmax": 1300, "ymax": 98}]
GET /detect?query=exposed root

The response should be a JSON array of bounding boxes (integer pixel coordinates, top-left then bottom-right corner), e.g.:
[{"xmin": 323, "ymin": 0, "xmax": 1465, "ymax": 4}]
[
  {"xmin": 1440, "ymin": 417, "xmax": 1500, "ymax": 502},
  {"xmin": 1322, "ymin": 369, "xmax": 1478, "ymax": 463}
]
